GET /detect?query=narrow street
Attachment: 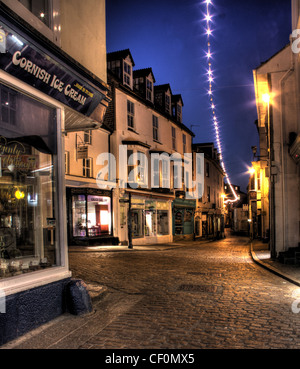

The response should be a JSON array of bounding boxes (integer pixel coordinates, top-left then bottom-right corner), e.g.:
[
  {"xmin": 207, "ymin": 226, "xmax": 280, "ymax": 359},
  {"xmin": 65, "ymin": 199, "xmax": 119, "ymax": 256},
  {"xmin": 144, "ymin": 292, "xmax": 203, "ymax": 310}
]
[{"xmin": 62, "ymin": 234, "xmax": 300, "ymax": 349}]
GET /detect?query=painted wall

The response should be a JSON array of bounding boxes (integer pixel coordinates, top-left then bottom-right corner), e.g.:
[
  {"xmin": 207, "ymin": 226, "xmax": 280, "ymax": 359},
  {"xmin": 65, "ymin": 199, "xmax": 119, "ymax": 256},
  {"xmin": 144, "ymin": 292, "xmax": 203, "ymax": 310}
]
[
  {"xmin": 256, "ymin": 45, "xmax": 300, "ymax": 254},
  {"xmin": 60, "ymin": 0, "xmax": 107, "ymax": 83}
]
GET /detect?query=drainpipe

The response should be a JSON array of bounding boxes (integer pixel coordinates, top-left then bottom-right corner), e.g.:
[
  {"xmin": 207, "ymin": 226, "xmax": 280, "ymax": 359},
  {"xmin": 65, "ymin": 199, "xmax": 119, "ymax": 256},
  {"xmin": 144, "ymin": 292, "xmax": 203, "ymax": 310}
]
[{"xmin": 278, "ymin": 45, "xmax": 294, "ymax": 254}]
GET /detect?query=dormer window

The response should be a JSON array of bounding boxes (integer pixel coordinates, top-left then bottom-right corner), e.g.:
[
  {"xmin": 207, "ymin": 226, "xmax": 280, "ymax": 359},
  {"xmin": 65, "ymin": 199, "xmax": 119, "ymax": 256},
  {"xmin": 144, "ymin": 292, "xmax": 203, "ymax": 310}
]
[
  {"xmin": 182, "ymin": 134, "xmax": 186, "ymax": 153},
  {"xmin": 146, "ymin": 78, "xmax": 153, "ymax": 102},
  {"xmin": 123, "ymin": 61, "xmax": 132, "ymax": 88},
  {"xmin": 108, "ymin": 60, "xmax": 121, "ymax": 79},
  {"xmin": 177, "ymin": 104, "xmax": 182, "ymax": 122}
]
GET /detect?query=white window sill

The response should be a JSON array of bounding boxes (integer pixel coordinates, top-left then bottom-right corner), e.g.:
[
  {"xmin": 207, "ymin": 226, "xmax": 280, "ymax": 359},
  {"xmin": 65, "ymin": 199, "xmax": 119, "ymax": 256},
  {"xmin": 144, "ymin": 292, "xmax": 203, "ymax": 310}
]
[{"xmin": 0, "ymin": 267, "xmax": 72, "ymax": 297}]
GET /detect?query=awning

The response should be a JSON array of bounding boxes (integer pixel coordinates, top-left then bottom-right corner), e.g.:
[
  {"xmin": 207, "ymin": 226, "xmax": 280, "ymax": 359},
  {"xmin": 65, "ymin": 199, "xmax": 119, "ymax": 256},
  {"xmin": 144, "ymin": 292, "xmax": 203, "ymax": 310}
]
[{"xmin": 64, "ymin": 108, "xmax": 102, "ymax": 132}]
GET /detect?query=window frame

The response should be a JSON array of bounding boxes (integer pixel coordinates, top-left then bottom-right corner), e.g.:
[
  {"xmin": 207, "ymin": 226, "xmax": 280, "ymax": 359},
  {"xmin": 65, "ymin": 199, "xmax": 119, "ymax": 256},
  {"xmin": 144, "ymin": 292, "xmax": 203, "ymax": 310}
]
[
  {"xmin": 152, "ymin": 115, "xmax": 159, "ymax": 141},
  {"xmin": 83, "ymin": 157, "xmax": 93, "ymax": 178},
  {"xmin": 172, "ymin": 126, "xmax": 176, "ymax": 150},
  {"xmin": 83, "ymin": 130, "xmax": 92, "ymax": 145},
  {"xmin": 3, "ymin": 0, "xmax": 61, "ymax": 46},
  {"xmin": 182, "ymin": 133, "xmax": 186, "ymax": 154},
  {"xmin": 0, "ymin": 70, "xmax": 70, "ymax": 296},
  {"xmin": 127, "ymin": 100, "xmax": 135, "ymax": 130},
  {"xmin": 165, "ymin": 93, "xmax": 171, "ymax": 114},
  {"xmin": 146, "ymin": 78, "xmax": 153, "ymax": 102},
  {"xmin": 123, "ymin": 61, "xmax": 132, "ymax": 88},
  {"xmin": 65, "ymin": 151, "xmax": 70, "ymax": 174}
]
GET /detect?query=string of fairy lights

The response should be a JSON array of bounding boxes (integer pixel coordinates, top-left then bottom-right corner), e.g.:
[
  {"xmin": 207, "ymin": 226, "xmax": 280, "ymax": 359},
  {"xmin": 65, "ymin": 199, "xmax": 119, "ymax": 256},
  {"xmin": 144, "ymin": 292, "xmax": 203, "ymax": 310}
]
[{"xmin": 203, "ymin": 0, "xmax": 239, "ymax": 203}]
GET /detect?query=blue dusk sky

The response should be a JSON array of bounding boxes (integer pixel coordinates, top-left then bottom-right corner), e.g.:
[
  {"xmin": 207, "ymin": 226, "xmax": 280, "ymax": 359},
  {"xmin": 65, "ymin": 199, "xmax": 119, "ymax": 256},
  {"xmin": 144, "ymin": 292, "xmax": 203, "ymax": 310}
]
[{"xmin": 106, "ymin": 0, "xmax": 292, "ymax": 192}]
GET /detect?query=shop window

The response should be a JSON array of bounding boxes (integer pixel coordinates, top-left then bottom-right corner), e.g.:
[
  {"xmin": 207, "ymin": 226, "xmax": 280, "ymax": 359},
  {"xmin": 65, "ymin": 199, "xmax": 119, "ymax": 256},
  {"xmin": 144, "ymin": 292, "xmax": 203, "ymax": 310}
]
[
  {"xmin": 0, "ymin": 83, "xmax": 60, "ymax": 279},
  {"xmin": 72, "ymin": 195, "xmax": 86, "ymax": 237},
  {"xmin": 72, "ymin": 195, "xmax": 111, "ymax": 237},
  {"xmin": 145, "ymin": 210, "xmax": 156, "ymax": 237},
  {"xmin": 0, "ymin": 86, "xmax": 16, "ymax": 126},
  {"xmin": 87, "ymin": 195, "xmax": 111, "ymax": 236},
  {"xmin": 130, "ymin": 209, "xmax": 144, "ymax": 238},
  {"xmin": 157, "ymin": 211, "xmax": 169, "ymax": 235},
  {"xmin": 19, "ymin": 0, "xmax": 52, "ymax": 29},
  {"xmin": 174, "ymin": 210, "xmax": 183, "ymax": 235}
]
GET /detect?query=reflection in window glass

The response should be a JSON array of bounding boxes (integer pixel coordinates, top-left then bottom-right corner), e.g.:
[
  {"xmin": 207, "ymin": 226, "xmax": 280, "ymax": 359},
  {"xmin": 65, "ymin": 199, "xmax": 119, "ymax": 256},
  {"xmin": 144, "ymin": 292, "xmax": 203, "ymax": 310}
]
[
  {"xmin": 0, "ymin": 83, "xmax": 59, "ymax": 279},
  {"xmin": 131, "ymin": 209, "xmax": 143, "ymax": 238},
  {"xmin": 157, "ymin": 211, "xmax": 169, "ymax": 235},
  {"xmin": 87, "ymin": 195, "xmax": 111, "ymax": 236},
  {"xmin": 145, "ymin": 210, "xmax": 156, "ymax": 237},
  {"xmin": 19, "ymin": 0, "xmax": 52, "ymax": 28},
  {"xmin": 72, "ymin": 195, "xmax": 86, "ymax": 237}
]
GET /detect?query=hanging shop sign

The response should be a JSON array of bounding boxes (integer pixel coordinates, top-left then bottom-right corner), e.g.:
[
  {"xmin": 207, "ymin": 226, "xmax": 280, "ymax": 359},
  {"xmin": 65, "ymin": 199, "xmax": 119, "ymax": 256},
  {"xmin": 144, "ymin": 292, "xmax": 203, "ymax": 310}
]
[
  {"xmin": 0, "ymin": 22, "xmax": 105, "ymax": 117},
  {"xmin": 77, "ymin": 145, "xmax": 88, "ymax": 160}
]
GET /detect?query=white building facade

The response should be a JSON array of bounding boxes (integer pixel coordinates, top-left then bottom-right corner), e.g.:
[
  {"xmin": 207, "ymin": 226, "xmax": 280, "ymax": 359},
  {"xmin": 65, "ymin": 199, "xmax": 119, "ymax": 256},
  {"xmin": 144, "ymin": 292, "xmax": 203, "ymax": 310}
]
[
  {"xmin": 253, "ymin": 38, "xmax": 300, "ymax": 258},
  {"xmin": 103, "ymin": 50, "xmax": 195, "ymax": 245},
  {"xmin": 0, "ymin": 0, "xmax": 110, "ymax": 344}
]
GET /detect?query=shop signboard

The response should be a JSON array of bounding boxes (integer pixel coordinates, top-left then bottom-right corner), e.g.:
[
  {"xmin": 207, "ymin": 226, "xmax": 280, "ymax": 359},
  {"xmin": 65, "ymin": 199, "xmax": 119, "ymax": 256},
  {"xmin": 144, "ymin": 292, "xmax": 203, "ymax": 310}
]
[
  {"xmin": 0, "ymin": 22, "xmax": 106, "ymax": 117},
  {"xmin": 77, "ymin": 145, "xmax": 88, "ymax": 160}
]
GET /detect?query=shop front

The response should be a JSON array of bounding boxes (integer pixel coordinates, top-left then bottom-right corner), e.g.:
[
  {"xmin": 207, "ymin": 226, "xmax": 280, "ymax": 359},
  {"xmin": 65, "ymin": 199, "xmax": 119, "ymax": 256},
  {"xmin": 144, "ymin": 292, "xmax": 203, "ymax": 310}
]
[
  {"xmin": 67, "ymin": 187, "xmax": 118, "ymax": 246},
  {"xmin": 172, "ymin": 198, "xmax": 196, "ymax": 241},
  {"xmin": 0, "ymin": 8, "xmax": 109, "ymax": 345},
  {"xmin": 118, "ymin": 191, "xmax": 173, "ymax": 245}
]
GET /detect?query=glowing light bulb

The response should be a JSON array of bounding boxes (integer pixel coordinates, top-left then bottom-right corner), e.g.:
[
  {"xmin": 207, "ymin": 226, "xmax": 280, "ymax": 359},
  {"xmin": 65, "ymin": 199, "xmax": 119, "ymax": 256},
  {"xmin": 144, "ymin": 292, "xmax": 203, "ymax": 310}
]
[
  {"xmin": 205, "ymin": 13, "xmax": 212, "ymax": 22},
  {"xmin": 202, "ymin": 0, "xmax": 239, "ymax": 203},
  {"xmin": 262, "ymin": 93, "xmax": 270, "ymax": 104}
]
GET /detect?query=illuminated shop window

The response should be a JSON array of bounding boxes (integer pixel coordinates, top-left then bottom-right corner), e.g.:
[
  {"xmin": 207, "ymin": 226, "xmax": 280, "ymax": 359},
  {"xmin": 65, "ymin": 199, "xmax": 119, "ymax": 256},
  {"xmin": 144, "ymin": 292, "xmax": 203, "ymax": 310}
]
[
  {"xmin": 72, "ymin": 195, "xmax": 111, "ymax": 238},
  {"xmin": 0, "ymin": 83, "xmax": 60, "ymax": 279}
]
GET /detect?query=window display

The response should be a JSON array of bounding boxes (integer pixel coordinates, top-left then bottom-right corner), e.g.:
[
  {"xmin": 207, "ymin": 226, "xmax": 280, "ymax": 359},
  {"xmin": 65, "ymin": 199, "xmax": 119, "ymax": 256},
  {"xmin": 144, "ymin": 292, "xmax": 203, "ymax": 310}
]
[
  {"xmin": 72, "ymin": 194, "xmax": 111, "ymax": 238},
  {"xmin": 130, "ymin": 198, "xmax": 170, "ymax": 239},
  {"xmin": 0, "ymin": 83, "xmax": 59, "ymax": 279}
]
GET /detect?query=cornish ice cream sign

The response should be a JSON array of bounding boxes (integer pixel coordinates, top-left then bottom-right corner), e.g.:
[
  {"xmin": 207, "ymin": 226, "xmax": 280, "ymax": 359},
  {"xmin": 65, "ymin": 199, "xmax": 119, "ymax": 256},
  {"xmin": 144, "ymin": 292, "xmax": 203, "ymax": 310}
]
[{"xmin": 0, "ymin": 24, "xmax": 105, "ymax": 117}]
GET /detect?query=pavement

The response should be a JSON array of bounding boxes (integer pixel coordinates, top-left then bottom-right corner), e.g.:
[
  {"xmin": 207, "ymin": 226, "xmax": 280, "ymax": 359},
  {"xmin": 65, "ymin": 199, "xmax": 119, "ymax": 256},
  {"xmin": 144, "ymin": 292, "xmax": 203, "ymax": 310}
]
[
  {"xmin": 250, "ymin": 240, "xmax": 300, "ymax": 287},
  {"xmin": 2, "ymin": 235, "xmax": 300, "ymax": 350}
]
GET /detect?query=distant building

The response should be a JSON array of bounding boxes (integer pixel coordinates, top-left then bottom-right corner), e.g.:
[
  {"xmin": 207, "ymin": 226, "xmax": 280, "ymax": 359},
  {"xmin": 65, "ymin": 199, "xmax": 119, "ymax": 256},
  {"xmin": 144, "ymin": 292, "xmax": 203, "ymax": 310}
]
[
  {"xmin": 224, "ymin": 184, "xmax": 248, "ymax": 236},
  {"xmin": 193, "ymin": 143, "xmax": 225, "ymax": 239}
]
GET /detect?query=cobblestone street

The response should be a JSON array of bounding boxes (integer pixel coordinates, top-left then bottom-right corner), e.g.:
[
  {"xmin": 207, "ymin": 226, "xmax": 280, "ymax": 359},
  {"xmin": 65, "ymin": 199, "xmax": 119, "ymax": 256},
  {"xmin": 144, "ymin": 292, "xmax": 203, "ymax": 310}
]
[
  {"xmin": 67, "ymin": 234, "xmax": 300, "ymax": 349},
  {"xmin": 5, "ymin": 234, "xmax": 300, "ymax": 350}
]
